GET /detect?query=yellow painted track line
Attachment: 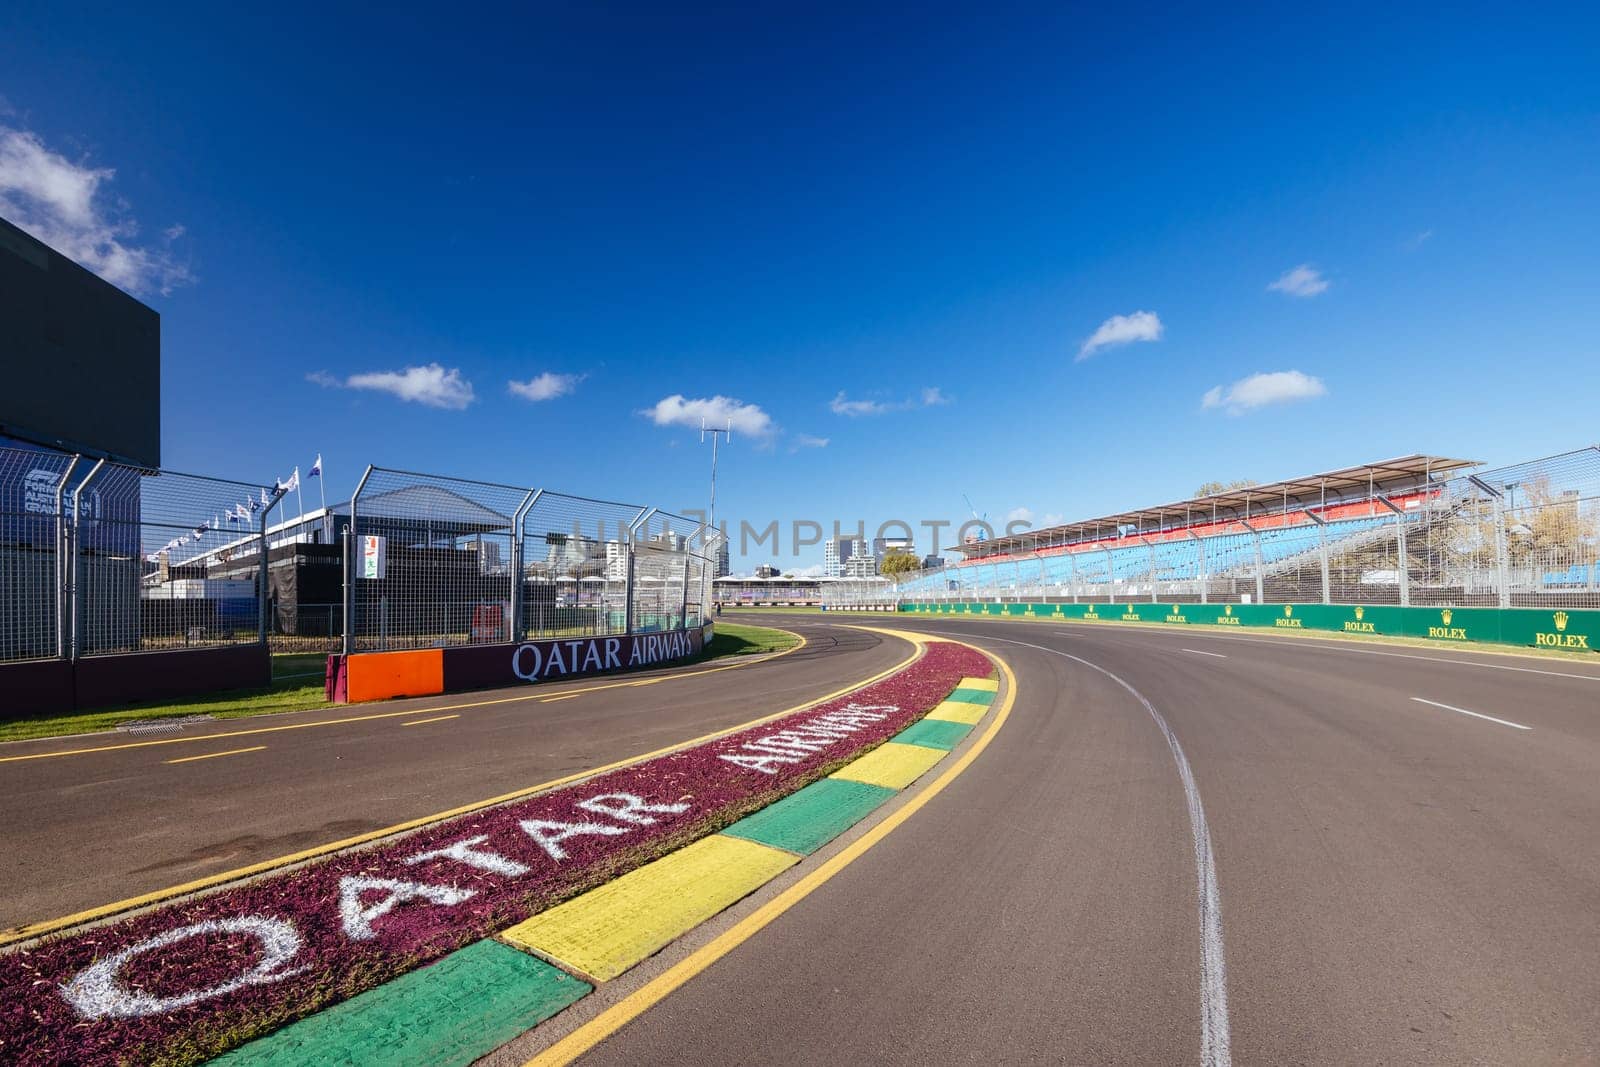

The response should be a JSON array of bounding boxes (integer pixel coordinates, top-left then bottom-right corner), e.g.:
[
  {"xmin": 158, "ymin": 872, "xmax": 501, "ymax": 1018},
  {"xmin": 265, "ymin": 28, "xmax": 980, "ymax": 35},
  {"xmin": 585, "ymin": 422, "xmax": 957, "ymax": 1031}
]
[
  {"xmin": 540, "ymin": 694, "xmax": 582, "ymax": 704},
  {"xmin": 163, "ymin": 746, "xmax": 266, "ymax": 765},
  {"xmin": 0, "ymin": 627, "xmax": 902, "ymax": 948},
  {"xmin": 523, "ymin": 629, "xmax": 1015, "ymax": 1066},
  {"xmin": 401, "ymin": 714, "xmax": 459, "ymax": 727},
  {"xmin": 0, "ymin": 629, "xmax": 808, "ymax": 765}
]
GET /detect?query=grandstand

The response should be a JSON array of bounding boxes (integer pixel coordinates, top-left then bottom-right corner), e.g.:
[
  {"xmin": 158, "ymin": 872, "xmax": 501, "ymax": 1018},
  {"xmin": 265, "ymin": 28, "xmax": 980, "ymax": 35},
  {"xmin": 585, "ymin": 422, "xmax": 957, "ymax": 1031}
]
[{"xmin": 830, "ymin": 448, "xmax": 1600, "ymax": 610}]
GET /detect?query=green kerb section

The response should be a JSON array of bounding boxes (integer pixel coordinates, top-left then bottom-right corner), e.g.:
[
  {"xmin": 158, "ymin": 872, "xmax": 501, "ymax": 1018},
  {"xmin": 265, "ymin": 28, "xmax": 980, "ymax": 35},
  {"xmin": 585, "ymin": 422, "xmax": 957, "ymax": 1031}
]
[
  {"xmin": 720, "ymin": 777, "xmax": 896, "ymax": 856},
  {"xmin": 946, "ymin": 687, "xmax": 996, "ymax": 705},
  {"xmin": 217, "ymin": 940, "xmax": 591, "ymax": 1067},
  {"xmin": 893, "ymin": 717, "xmax": 973, "ymax": 751}
]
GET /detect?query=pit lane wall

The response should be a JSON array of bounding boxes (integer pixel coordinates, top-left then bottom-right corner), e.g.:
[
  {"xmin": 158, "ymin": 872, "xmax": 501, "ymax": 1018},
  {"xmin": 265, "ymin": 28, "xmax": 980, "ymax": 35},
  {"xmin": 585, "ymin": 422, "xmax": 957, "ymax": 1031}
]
[
  {"xmin": 897, "ymin": 601, "xmax": 1597, "ymax": 654},
  {"xmin": 327, "ymin": 622, "xmax": 716, "ymax": 703}
]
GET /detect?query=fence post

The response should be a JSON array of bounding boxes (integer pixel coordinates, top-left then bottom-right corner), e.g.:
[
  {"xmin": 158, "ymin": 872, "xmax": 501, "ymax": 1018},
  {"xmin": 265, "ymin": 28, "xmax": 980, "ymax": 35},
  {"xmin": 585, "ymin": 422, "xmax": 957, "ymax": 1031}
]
[
  {"xmin": 258, "ymin": 507, "xmax": 270, "ymax": 645},
  {"xmin": 1240, "ymin": 520, "xmax": 1264, "ymax": 604},
  {"xmin": 624, "ymin": 545, "xmax": 636, "ymax": 634},
  {"xmin": 1397, "ymin": 518, "xmax": 1410, "ymax": 607},
  {"xmin": 510, "ymin": 489, "xmax": 541, "ymax": 643},
  {"xmin": 54, "ymin": 455, "xmax": 80, "ymax": 659},
  {"xmin": 1145, "ymin": 539, "xmax": 1157, "ymax": 602},
  {"xmin": 344, "ymin": 465, "xmax": 374, "ymax": 656},
  {"xmin": 679, "ymin": 550, "xmax": 691, "ymax": 629},
  {"xmin": 1189, "ymin": 531, "xmax": 1208, "ymax": 604},
  {"xmin": 1492, "ymin": 494, "xmax": 1509, "ymax": 608},
  {"xmin": 1320, "ymin": 525, "xmax": 1331, "ymax": 604},
  {"xmin": 1067, "ymin": 550, "xmax": 1078, "ymax": 603},
  {"xmin": 69, "ymin": 459, "xmax": 106, "ymax": 661}
]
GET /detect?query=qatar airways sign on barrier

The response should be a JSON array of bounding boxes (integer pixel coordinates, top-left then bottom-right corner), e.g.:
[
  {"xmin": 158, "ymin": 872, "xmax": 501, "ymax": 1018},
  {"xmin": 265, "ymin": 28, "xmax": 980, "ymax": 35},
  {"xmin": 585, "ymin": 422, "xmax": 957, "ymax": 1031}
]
[{"xmin": 440, "ymin": 626, "xmax": 707, "ymax": 691}]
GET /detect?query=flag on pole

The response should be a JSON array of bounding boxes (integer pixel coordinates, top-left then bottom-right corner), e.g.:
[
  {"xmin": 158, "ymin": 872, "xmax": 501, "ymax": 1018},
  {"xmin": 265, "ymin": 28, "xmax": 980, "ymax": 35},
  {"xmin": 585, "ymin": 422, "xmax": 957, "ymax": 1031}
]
[
  {"xmin": 309, "ymin": 454, "xmax": 322, "ymax": 478},
  {"xmin": 247, "ymin": 495, "xmax": 259, "ymax": 513},
  {"xmin": 280, "ymin": 468, "xmax": 300, "ymax": 493},
  {"xmin": 260, "ymin": 487, "xmax": 271, "ymax": 508},
  {"xmin": 193, "ymin": 522, "xmax": 209, "ymax": 539},
  {"xmin": 235, "ymin": 503, "xmax": 251, "ymax": 522}
]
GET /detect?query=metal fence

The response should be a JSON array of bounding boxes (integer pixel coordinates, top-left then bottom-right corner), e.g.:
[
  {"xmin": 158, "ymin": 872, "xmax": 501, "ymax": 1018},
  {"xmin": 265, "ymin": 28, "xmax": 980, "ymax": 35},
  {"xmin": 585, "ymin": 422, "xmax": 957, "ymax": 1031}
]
[
  {"xmin": 1, "ymin": 447, "xmax": 716, "ymax": 664},
  {"xmin": 827, "ymin": 447, "xmax": 1600, "ymax": 611},
  {"xmin": 0, "ymin": 443, "xmax": 279, "ymax": 663},
  {"xmin": 344, "ymin": 466, "xmax": 716, "ymax": 652}
]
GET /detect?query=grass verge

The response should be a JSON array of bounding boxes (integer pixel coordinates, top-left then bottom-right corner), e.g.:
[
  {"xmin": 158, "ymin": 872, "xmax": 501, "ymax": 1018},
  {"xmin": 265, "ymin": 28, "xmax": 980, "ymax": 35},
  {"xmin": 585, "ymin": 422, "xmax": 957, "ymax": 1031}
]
[{"xmin": 0, "ymin": 625, "xmax": 801, "ymax": 745}]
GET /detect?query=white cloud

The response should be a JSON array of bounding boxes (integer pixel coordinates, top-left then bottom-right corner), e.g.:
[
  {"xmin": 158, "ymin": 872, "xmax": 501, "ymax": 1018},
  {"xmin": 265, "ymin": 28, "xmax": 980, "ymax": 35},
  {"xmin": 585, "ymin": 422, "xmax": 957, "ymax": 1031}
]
[
  {"xmin": 0, "ymin": 124, "xmax": 191, "ymax": 296},
  {"xmin": 831, "ymin": 387, "xmax": 951, "ymax": 417},
  {"xmin": 1077, "ymin": 310, "xmax": 1163, "ymax": 361},
  {"xmin": 790, "ymin": 433, "xmax": 830, "ymax": 452},
  {"xmin": 1202, "ymin": 370, "xmax": 1326, "ymax": 415},
  {"xmin": 1402, "ymin": 229, "xmax": 1433, "ymax": 252},
  {"xmin": 1005, "ymin": 506, "xmax": 1035, "ymax": 524},
  {"xmin": 1267, "ymin": 264, "xmax": 1329, "ymax": 298},
  {"xmin": 508, "ymin": 371, "xmax": 584, "ymax": 402},
  {"xmin": 830, "ymin": 392, "xmax": 887, "ymax": 417},
  {"xmin": 1041, "ymin": 512, "xmax": 1065, "ymax": 527},
  {"xmin": 644, "ymin": 394, "xmax": 774, "ymax": 438},
  {"xmin": 340, "ymin": 363, "xmax": 476, "ymax": 409}
]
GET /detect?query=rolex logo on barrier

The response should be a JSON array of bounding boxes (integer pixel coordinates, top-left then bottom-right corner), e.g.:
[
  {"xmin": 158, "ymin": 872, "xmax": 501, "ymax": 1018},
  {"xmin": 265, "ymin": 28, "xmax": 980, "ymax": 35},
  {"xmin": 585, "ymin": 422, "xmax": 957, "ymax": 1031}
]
[
  {"xmin": 1345, "ymin": 603, "xmax": 1375, "ymax": 633},
  {"xmin": 1428, "ymin": 607, "xmax": 1468, "ymax": 641},
  {"xmin": 1536, "ymin": 610, "xmax": 1589, "ymax": 649},
  {"xmin": 1216, "ymin": 603, "xmax": 1240, "ymax": 625},
  {"xmin": 1166, "ymin": 603, "xmax": 1188, "ymax": 624},
  {"xmin": 1275, "ymin": 602, "xmax": 1303, "ymax": 629},
  {"xmin": 1121, "ymin": 603, "xmax": 1143, "ymax": 621},
  {"xmin": 1355, "ymin": 605, "xmax": 1364, "ymax": 620}
]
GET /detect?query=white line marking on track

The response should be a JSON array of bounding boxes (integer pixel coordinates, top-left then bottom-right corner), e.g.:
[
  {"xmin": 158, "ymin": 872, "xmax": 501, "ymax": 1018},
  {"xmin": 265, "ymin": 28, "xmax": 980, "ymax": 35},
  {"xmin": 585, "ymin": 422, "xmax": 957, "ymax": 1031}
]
[
  {"xmin": 1053, "ymin": 626, "xmax": 1600, "ymax": 682},
  {"xmin": 1410, "ymin": 697, "xmax": 1531, "ymax": 731},
  {"xmin": 1182, "ymin": 648, "xmax": 1227, "ymax": 658},
  {"xmin": 924, "ymin": 628, "xmax": 1231, "ymax": 1067}
]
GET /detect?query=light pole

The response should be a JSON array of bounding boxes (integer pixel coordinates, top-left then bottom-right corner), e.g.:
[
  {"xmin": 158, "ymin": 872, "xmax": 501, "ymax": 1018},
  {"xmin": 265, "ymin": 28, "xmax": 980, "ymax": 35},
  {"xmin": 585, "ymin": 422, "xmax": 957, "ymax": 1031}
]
[{"xmin": 701, "ymin": 419, "xmax": 732, "ymax": 536}]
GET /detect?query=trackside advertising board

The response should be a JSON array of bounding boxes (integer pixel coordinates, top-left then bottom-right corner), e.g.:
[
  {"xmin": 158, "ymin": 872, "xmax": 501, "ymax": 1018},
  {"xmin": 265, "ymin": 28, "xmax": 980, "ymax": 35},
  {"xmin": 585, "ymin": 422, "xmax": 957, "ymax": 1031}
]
[{"xmin": 899, "ymin": 602, "xmax": 1598, "ymax": 653}]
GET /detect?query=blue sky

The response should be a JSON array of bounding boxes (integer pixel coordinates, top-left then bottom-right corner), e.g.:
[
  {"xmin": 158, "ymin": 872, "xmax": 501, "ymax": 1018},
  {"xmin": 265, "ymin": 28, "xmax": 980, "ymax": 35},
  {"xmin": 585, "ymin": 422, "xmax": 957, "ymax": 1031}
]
[{"xmin": 2, "ymin": 6, "xmax": 1597, "ymax": 571}]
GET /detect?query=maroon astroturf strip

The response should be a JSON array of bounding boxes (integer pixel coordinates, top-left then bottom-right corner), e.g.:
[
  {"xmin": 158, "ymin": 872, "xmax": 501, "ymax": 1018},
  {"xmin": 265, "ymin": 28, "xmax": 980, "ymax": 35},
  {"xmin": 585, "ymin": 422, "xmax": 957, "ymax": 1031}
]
[{"xmin": 0, "ymin": 641, "xmax": 989, "ymax": 1066}]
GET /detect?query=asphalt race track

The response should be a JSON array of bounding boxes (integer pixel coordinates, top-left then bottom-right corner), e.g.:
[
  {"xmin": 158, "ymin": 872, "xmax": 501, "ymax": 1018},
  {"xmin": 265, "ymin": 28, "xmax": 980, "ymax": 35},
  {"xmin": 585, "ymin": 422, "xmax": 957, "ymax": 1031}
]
[
  {"xmin": 0, "ymin": 623, "xmax": 903, "ymax": 931},
  {"xmin": 555, "ymin": 613, "xmax": 1600, "ymax": 1066},
  {"xmin": 8, "ymin": 614, "xmax": 1600, "ymax": 1064}
]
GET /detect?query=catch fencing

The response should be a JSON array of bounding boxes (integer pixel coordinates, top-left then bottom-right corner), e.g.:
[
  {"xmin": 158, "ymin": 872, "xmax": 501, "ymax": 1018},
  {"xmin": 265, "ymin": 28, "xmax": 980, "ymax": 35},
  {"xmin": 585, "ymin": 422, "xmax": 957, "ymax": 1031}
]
[
  {"xmin": 0, "ymin": 446, "xmax": 715, "ymax": 666},
  {"xmin": 0, "ymin": 443, "xmax": 280, "ymax": 664},
  {"xmin": 827, "ymin": 447, "xmax": 1600, "ymax": 611},
  {"xmin": 344, "ymin": 466, "xmax": 716, "ymax": 653}
]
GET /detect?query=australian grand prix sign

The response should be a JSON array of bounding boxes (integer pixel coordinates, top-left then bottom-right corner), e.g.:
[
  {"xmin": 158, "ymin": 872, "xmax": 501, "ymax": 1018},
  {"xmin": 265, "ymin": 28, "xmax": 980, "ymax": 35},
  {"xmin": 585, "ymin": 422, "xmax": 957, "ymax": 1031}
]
[{"xmin": 442, "ymin": 627, "xmax": 706, "ymax": 691}]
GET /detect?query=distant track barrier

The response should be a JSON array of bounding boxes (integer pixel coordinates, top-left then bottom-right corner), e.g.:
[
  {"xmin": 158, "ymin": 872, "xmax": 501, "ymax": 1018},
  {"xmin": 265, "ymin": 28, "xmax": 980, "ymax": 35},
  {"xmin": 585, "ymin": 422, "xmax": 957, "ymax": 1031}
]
[{"xmin": 896, "ymin": 601, "xmax": 1598, "ymax": 653}]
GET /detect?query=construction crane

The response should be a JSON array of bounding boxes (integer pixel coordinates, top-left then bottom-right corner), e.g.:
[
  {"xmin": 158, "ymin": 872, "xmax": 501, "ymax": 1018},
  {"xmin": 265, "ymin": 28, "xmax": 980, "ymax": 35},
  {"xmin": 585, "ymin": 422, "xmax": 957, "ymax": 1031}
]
[{"xmin": 962, "ymin": 494, "xmax": 989, "ymax": 543}]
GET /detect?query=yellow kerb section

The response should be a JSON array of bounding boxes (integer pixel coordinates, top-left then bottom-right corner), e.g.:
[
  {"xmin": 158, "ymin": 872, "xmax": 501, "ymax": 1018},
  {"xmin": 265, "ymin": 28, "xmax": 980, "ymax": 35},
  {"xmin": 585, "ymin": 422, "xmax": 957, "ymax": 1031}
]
[
  {"xmin": 925, "ymin": 700, "xmax": 986, "ymax": 726},
  {"xmin": 830, "ymin": 741, "xmax": 946, "ymax": 791},
  {"xmin": 959, "ymin": 677, "xmax": 999, "ymax": 691},
  {"xmin": 500, "ymin": 835, "xmax": 796, "ymax": 982}
]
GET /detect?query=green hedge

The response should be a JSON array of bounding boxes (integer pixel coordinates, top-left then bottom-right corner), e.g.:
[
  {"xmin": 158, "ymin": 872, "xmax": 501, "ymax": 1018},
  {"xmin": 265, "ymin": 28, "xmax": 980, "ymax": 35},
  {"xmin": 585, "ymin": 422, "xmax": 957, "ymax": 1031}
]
[{"xmin": 898, "ymin": 600, "xmax": 1596, "ymax": 653}]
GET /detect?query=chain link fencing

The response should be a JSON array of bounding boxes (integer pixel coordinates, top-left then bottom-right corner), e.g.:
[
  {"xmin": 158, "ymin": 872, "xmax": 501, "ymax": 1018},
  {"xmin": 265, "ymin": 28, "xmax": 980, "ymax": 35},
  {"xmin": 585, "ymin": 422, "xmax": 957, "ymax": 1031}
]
[
  {"xmin": 828, "ymin": 447, "xmax": 1600, "ymax": 612},
  {"xmin": 2, "ymin": 447, "xmax": 716, "ymax": 664},
  {"xmin": 345, "ymin": 466, "xmax": 714, "ymax": 652},
  {"xmin": 0, "ymin": 443, "xmax": 280, "ymax": 663}
]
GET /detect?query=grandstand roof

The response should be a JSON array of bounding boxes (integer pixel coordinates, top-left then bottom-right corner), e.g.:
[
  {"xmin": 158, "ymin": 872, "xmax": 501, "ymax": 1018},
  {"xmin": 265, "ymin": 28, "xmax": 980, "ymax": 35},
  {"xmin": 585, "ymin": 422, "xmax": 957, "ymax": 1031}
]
[{"xmin": 961, "ymin": 453, "xmax": 1478, "ymax": 558}]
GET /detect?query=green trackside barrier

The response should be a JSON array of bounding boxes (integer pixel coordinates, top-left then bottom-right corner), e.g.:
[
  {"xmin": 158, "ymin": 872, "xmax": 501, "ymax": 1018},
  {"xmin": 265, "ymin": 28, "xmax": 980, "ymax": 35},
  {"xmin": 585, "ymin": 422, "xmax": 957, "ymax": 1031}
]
[{"xmin": 897, "ymin": 601, "xmax": 1597, "ymax": 654}]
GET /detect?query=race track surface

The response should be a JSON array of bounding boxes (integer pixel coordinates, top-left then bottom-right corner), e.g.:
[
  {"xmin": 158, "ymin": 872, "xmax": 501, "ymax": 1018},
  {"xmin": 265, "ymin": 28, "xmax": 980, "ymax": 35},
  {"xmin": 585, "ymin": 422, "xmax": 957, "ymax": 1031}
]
[
  {"xmin": 0, "ymin": 623, "xmax": 903, "ymax": 931},
  {"xmin": 567, "ymin": 613, "xmax": 1600, "ymax": 1066},
  {"xmin": 8, "ymin": 613, "xmax": 1600, "ymax": 1064}
]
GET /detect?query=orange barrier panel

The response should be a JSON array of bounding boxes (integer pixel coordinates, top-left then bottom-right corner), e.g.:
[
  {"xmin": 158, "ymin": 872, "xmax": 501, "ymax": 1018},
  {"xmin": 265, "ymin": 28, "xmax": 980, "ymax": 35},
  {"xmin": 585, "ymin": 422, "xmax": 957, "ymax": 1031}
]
[{"xmin": 345, "ymin": 649, "xmax": 445, "ymax": 703}]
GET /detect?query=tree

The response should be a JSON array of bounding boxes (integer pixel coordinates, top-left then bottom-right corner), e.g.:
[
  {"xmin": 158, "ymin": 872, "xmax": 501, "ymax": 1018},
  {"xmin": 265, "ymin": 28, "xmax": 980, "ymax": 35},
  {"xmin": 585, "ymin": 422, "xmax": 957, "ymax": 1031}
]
[
  {"xmin": 880, "ymin": 550, "xmax": 920, "ymax": 579},
  {"xmin": 1193, "ymin": 478, "xmax": 1258, "ymax": 498}
]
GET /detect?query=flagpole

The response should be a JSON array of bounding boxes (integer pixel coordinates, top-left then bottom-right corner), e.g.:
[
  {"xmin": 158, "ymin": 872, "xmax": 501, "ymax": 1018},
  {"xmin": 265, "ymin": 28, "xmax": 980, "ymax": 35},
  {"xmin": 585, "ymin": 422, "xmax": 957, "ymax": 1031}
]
[{"xmin": 293, "ymin": 467, "xmax": 305, "ymax": 542}]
